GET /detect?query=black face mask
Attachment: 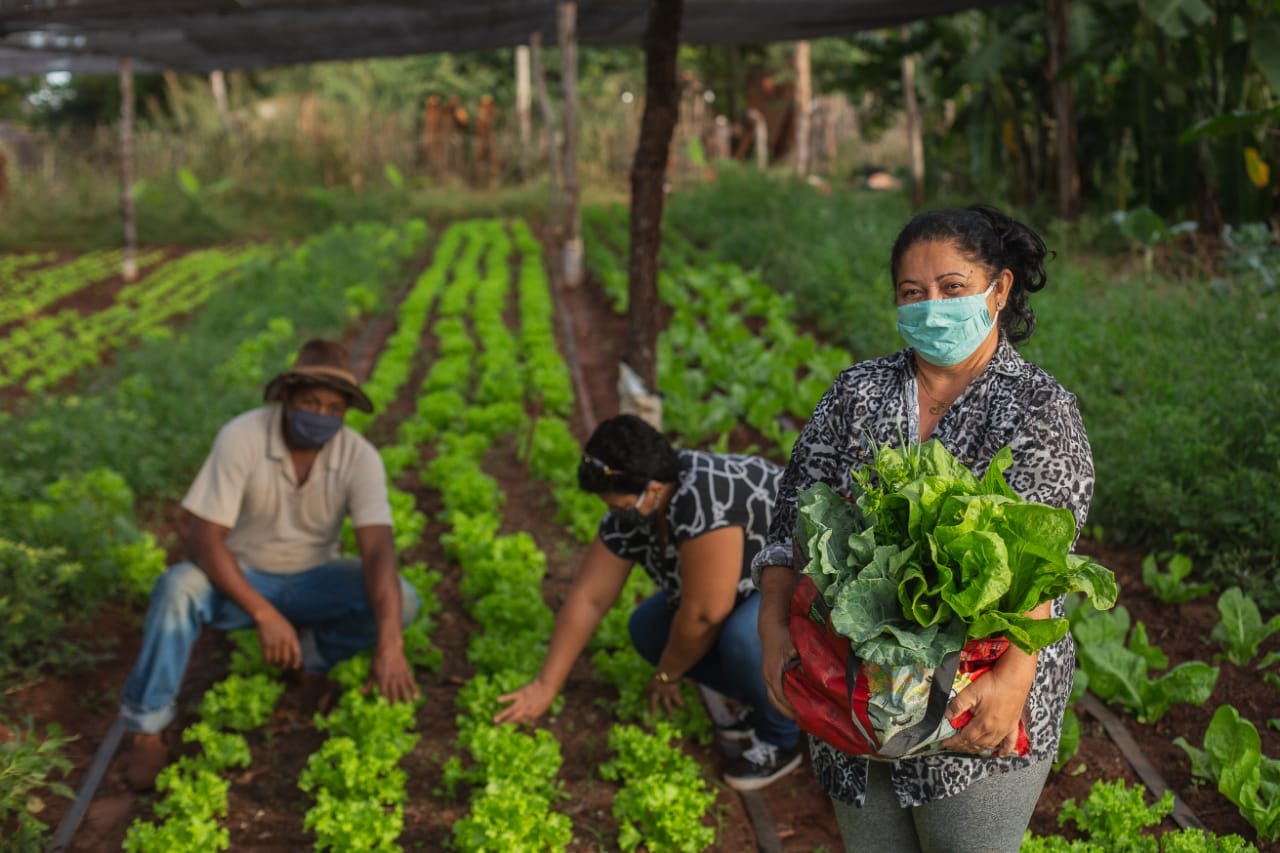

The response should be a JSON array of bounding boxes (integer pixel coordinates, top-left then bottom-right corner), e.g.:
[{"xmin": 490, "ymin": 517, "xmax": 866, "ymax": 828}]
[
  {"xmin": 286, "ymin": 406, "xmax": 343, "ymax": 449},
  {"xmin": 612, "ymin": 486, "xmax": 655, "ymax": 527}
]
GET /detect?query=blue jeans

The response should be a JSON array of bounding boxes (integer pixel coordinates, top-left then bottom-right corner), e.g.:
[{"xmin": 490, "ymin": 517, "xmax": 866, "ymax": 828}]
[
  {"xmin": 119, "ymin": 559, "xmax": 420, "ymax": 734},
  {"xmin": 629, "ymin": 591, "xmax": 799, "ymax": 749}
]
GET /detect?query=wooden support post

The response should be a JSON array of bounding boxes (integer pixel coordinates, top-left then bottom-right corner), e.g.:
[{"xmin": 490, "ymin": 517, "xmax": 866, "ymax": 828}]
[
  {"xmin": 531, "ymin": 32, "xmax": 563, "ymax": 234},
  {"xmin": 625, "ymin": 0, "xmax": 682, "ymax": 411},
  {"xmin": 558, "ymin": 1, "xmax": 583, "ymax": 288},
  {"xmin": 1047, "ymin": 0, "xmax": 1079, "ymax": 222},
  {"xmin": 516, "ymin": 45, "xmax": 532, "ymax": 148},
  {"xmin": 794, "ymin": 40, "xmax": 811, "ymax": 177},
  {"xmin": 209, "ymin": 69, "xmax": 230, "ymax": 129},
  {"xmin": 901, "ymin": 27, "xmax": 925, "ymax": 208},
  {"xmin": 119, "ymin": 57, "xmax": 138, "ymax": 282}
]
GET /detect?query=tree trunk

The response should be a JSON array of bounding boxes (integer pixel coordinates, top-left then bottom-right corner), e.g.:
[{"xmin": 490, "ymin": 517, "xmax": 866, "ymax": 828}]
[
  {"xmin": 794, "ymin": 41, "xmax": 811, "ymax": 177},
  {"xmin": 559, "ymin": 2, "xmax": 583, "ymax": 288},
  {"xmin": 119, "ymin": 57, "xmax": 138, "ymax": 283},
  {"xmin": 626, "ymin": 0, "xmax": 683, "ymax": 394},
  {"xmin": 1047, "ymin": 0, "xmax": 1079, "ymax": 222},
  {"xmin": 901, "ymin": 28, "xmax": 925, "ymax": 207},
  {"xmin": 530, "ymin": 32, "xmax": 563, "ymax": 234}
]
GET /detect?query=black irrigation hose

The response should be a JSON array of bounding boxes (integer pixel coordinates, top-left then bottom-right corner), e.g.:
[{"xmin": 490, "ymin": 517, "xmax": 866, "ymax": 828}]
[
  {"xmin": 48, "ymin": 716, "xmax": 126, "ymax": 853},
  {"xmin": 1078, "ymin": 692, "xmax": 1204, "ymax": 831}
]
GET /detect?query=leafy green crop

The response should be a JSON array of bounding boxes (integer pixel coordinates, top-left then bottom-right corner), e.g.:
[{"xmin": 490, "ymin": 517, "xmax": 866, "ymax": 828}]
[
  {"xmin": 1211, "ymin": 587, "xmax": 1280, "ymax": 666},
  {"xmin": 1176, "ymin": 704, "xmax": 1280, "ymax": 841},
  {"xmin": 797, "ymin": 440, "xmax": 1118, "ymax": 666},
  {"xmin": 600, "ymin": 723, "xmax": 716, "ymax": 853},
  {"xmin": 1021, "ymin": 778, "xmax": 1257, "ymax": 852},
  {"xmin": 1141, "ymin": 552, "xmax": 1214, "ymax": 605},
  {"xmin": 1071, "ymin": 604, "xmax": 1219, "ymax": 723}
]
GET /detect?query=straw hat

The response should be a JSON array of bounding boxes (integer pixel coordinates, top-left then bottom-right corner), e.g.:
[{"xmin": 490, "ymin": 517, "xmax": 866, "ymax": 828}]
[{"xmin": 262, "ymin": 339, "xmax": 373, "ymax": 413}]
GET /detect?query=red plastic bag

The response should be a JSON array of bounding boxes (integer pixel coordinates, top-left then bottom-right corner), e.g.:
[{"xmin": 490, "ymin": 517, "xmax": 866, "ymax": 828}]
[{"xmin": 782, "ymin": 575, "xmax": 1030, "ymax": 759}]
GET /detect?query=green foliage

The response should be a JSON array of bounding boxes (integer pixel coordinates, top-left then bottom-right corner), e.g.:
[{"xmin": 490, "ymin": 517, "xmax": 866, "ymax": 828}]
[
  {"xmin": 1071, "ymin": 605, "xmax": 1219, "ymax": 723},
  {"xmin": 1021, "ymin": 778, "xmax": 1256, "ymax": 852},
  {"xmin": 1175, "ymin": 704, "xmax": 1280, "ymax": 841},
  {"xmin": 1141, "ymin": 552, "xmax": 1214, "ymax": 605},
  {"xmin": 0, "ymin": 718, "xmax": 75, "ymax": 853},
  {"xmin": 1211, "ymin": 587, "xmax": 1280, "ymax": 666},
  {"xmin": 197, "ymin": 674, "xmax": 285, "ymax": 732},
  {"xmin": 122, "ymin": 816, "xmax": 230, "ymax": 853},
  {"xmin": 450, "ymin": 779, "xmax": 574, "ymax": 853},
  {"xmin": 600, "ymin": 724, "xmax": 717, "ymax": 853}
]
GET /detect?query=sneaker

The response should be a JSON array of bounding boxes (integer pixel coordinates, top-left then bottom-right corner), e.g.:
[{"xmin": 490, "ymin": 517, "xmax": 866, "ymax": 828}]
[
  {"xmin": 723, "ymin": 735, "xmax": 803, "ymax": 792},
  {"xmin": 121, "ymin": 731, "xmax": 172, "ymax": 792},
  {"xmin": 714, "ymin": 707, "xmax": 755, "ymax": 743}
]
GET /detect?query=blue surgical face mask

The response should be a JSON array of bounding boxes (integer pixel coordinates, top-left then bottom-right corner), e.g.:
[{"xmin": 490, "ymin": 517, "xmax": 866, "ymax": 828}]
[
  {"xmin": 613, "ymin": 485, "xmax": 655, "ymax": 527},
  {"xmin": 286, "ymin": 407, "xmax": 344, "ymax": 449},
  {"xmin": 895, "ymin": 281, "xmax": 999, "ymax": 367}
]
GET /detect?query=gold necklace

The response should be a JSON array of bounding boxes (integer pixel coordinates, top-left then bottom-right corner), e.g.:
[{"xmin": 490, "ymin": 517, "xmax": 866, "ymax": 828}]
[
  {"xmin": 917, "ymin": 367, "xmax": 982, "ymax": 416},
  {"xmin": 917, "ymin": 371, "xmax": 951, "ymax": 415}
]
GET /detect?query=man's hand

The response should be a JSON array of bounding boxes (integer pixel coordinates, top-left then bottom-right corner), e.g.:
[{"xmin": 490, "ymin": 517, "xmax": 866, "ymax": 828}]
[
  {"xmin": 256, "ymin": 607, "xmax": 302, "ymax": 670},
  {"xmin": 494, "ymin": 677, "xmax": 558, "ymax": 725},
  {"xmin": 647, "ymin": 675, "xmax": 685, "ymax": 717},
  {"xmin": 365, "ymin": 644, "xmax": 419, "ymax": 704}
]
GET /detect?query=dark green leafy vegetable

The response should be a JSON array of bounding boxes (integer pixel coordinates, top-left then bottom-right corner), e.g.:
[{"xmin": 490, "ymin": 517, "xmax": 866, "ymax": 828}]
[{"xmin": 797, "ymin": 440, "xmax": 1118, "ymax": 667}]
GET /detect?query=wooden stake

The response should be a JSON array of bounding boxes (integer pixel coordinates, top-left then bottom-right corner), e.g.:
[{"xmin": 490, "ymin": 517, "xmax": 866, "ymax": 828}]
[
  {"xmin": 558, "ymin": 1, "xmax": 583, "ymax": 288},
  {"xmin": 210, "ymin": 69, "xmax": 230, "ymax": 129},
  {"xmin": 626, "ymin": 0, "xmax": 683, "ymax": 394},
  {"xmin": 794, "ymin": 40, "xmax": 811, "ymax": 177},
  {"xmin": 530, "ymin": 32, "xmax": 563, "ymax": 232},
  {"xmin": 901, "ymin": 27, "xmax": 925, "ymax": 208},
  {"xmin": 119, "ymin": 57, "xmax": 138, "ymax": 283},
  {"xmin": 516, "ymin": 45, "xmax": 532, "ymax": 148}
]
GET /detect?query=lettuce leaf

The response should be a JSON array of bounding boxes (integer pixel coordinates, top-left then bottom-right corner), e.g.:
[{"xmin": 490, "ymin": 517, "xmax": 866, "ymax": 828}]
[{"xmin": 795, "ymin": 438, "xmax": 1118, "ymax": 665}]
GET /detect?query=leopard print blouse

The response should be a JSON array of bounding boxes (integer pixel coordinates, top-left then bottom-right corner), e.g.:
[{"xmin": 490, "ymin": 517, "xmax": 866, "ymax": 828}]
[{"xmin": 751, "ymin": 336, "xmax": 1094, "ymax": 807}]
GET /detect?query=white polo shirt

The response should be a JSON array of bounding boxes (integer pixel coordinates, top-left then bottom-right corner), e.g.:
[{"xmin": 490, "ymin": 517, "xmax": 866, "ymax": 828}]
[{"xmin": 182, "ymin": 406, "xmax": 392, "ymax": 574}]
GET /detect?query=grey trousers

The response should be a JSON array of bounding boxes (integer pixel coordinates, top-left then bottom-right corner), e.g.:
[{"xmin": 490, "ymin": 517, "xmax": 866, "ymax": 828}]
[{"xmin": 831, "ymin": 757, "xmax": 1053, "ymax": 853}]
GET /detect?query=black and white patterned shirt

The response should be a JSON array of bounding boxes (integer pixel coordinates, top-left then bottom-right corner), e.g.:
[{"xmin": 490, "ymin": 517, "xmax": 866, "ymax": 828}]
[
  {"xmin": 752, "ymin": 336, "xmax": 1094, "ymax": 807},
  {"xmin": 600, "ymin": 449, "xmax": 783, "ymax": 607}
]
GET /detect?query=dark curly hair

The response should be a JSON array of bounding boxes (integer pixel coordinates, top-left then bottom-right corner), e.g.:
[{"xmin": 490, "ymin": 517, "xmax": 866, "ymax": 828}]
[
  {"xmin": 889, "ymin": 204, "xmax": 1053, "ymax": 344},
  {"xmin": 577, "ymin": 414, "xmax": 680, "ymax": 495}
]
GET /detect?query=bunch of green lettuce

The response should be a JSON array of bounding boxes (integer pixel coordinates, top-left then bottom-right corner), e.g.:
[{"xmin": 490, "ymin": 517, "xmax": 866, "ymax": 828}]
[{"xmin": 796, "ymin": 440, "xmax": 1118, "ymax": 668}]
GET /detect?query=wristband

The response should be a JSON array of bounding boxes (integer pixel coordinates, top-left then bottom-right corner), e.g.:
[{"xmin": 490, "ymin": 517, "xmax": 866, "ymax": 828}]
[{"xmin": 653, "ymin": 669, "xmax": 675, "ymax": 684}]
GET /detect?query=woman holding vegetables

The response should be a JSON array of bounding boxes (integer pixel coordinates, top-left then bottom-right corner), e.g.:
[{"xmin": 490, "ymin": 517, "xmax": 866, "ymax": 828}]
[
  {"xmin": 756, "ymin": 205, "xmax": 1095, "ymax": 852},
  {"xmin": 495, "ymin": 413, "xmax": 802, "ymax": 790}
]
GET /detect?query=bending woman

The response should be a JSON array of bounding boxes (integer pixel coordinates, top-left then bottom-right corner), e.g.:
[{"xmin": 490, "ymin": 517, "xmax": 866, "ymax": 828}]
[
  {"xmin": 496, "ymin": 414, "xmax": 801, "ymax": 790},
  {"xmin": 755, "ymin": 205, "xmax": 1094, "ymax": 852}
]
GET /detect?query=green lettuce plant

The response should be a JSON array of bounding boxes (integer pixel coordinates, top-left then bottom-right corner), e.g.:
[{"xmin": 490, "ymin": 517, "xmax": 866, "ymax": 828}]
[
  {"xmin": 1176, "ymin": 704, "xmax": 1280, "ymax": 841},
  {"xmin": 1211, "ymin": 587, "xmax": 1280, "ymax": 666}
]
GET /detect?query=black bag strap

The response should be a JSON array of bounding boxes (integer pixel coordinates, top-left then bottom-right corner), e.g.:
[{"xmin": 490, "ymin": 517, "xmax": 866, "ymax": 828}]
[{"xmin": 846, "ymin": 650, "xmax": 961, "ymax": 760}]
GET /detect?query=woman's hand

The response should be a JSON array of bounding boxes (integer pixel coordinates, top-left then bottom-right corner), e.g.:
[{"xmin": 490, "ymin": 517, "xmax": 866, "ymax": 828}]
[
  {"xmin": 942, "ymin": 653, "xmax": 1037, "ymax": 756},
  {"xmin": 647, "ymin": 675, "xmax": 686, "ymax": 717},
  {"xmin": 494, "ymin": 677, "xmax": 558, "ymax": 725}
]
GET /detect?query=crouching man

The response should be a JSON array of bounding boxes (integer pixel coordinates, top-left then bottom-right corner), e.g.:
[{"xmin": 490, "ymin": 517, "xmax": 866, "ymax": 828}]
[{"xmin": 118, "ymin": 338, "xmax": 420, "ymax": 790}]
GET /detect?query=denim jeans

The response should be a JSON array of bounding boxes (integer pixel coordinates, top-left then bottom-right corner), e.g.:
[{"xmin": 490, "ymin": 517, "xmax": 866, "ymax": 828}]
[
  {"xmin": 119, "ymin": 559, "xmax": 420, "ymax": 734},
  {"xmin": 628, "ymin": 590, "xmax": 799, "ymax": 749}
]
